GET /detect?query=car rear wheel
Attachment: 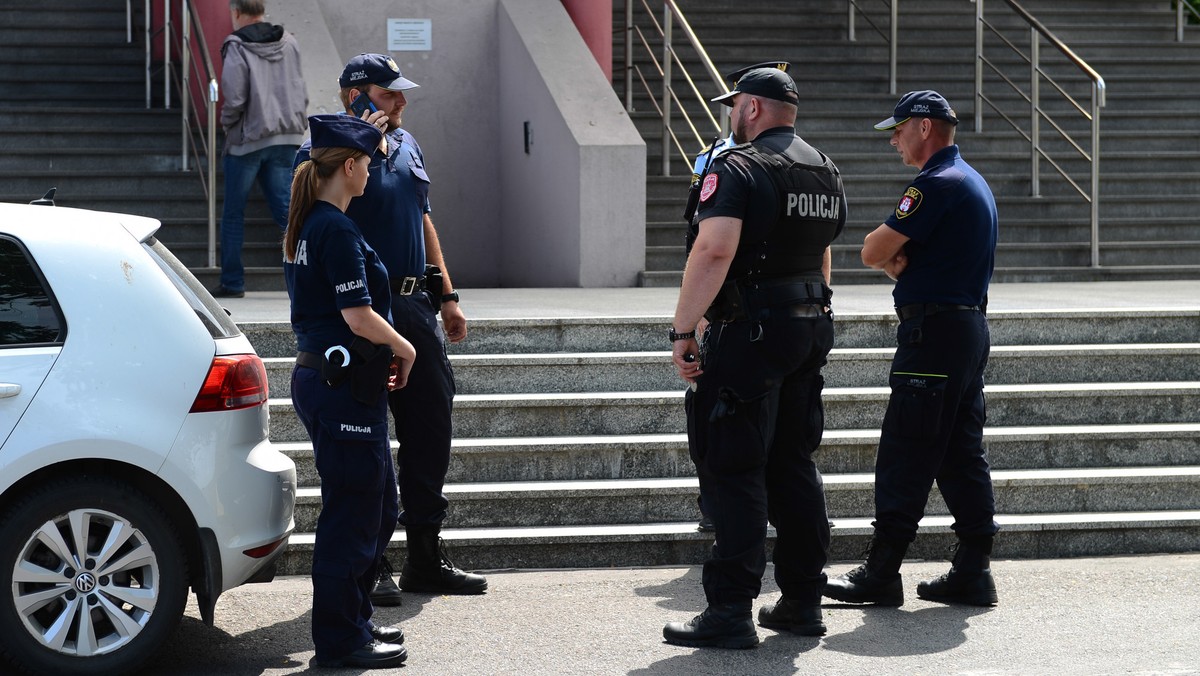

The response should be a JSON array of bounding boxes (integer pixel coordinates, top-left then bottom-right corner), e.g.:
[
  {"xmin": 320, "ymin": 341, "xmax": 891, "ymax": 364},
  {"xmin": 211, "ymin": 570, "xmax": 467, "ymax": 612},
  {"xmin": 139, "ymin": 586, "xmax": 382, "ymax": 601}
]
[{"xmin": 0, "ymin": 477, "xmax": 188, "ymax": 676}]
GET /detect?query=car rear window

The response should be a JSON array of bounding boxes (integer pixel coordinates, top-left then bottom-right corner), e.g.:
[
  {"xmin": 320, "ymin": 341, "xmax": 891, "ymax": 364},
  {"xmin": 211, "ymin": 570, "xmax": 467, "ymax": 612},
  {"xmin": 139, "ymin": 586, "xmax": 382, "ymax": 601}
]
[
  {"xmin": 0, "ymin": 236, "xmax": 65, "ymax": 346},
  {"xmin": 143, "ymin": 238, "xmax": 242, "ymax": 339}
]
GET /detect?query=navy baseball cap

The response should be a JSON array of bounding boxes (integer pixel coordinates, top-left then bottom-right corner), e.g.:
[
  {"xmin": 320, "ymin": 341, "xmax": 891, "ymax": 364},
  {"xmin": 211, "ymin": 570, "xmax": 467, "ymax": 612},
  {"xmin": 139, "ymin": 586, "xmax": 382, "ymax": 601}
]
[
  {"xmin": 711, "ymin": 67, "xmax": 799, "ymax": 107},
  {"xmin": 308, "ymin": 114, "xmax": 382, "ymax": 156},
  {"xmin": 875, "ymin": 90, "xmax": 959, "ymax": 130},
  {"xmin": 338, "ymin": 53, "xmax": 419, "ymax": 91}
]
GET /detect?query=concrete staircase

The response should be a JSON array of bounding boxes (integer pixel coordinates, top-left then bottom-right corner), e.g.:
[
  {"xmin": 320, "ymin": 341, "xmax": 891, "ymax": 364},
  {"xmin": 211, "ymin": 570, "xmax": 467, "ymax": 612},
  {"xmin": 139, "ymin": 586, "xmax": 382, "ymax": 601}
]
[
  {"xmin": 0, "ymin": 0, "xmax": 283, "ymax": 291},
  {"xmin": 621, "ymin": 0, "xmax": 1200, "ymax": 286},
  {"xmin": 242, "ymin": 306, "xmax": 1200, "ymax": 575}
]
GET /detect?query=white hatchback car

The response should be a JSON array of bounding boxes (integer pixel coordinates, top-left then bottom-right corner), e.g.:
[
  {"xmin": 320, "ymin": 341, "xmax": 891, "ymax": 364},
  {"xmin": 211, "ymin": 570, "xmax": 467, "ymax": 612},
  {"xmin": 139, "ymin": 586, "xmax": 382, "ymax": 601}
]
[{"xmin": 0, "ymin": 202, "xmax": 296, "ymax": 675}]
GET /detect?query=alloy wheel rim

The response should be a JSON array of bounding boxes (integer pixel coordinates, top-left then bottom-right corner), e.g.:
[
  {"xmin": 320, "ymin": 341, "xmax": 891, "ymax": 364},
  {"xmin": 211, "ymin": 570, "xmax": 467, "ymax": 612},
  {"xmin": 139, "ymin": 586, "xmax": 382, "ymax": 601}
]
[{"xmin": 10, "ymin": 507, "xmax": 160, "ymax": 656}]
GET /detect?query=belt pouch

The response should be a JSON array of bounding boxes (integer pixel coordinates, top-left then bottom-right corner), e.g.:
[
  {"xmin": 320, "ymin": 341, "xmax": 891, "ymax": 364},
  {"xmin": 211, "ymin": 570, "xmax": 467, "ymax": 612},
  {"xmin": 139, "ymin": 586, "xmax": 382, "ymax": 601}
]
[{"xmin": 348, "ymin": 338, "xmax": 393, "ymax": 405}]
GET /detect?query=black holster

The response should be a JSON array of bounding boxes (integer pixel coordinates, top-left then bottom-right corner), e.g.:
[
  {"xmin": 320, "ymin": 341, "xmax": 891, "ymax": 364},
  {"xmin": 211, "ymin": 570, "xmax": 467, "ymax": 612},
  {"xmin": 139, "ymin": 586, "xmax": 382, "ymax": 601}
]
[
  {"xmin": 323, "ymin": 337, "xmax": 393, "ymax": 405},
  {"xmin": 424, "ymin": 264, "xmax": 445, "ymax": 313}
]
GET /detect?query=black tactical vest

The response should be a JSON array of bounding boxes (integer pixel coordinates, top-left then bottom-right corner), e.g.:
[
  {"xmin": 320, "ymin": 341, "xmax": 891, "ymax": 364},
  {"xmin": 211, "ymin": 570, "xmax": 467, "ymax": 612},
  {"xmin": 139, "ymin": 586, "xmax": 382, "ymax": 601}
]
[{"xmin": 728, "ymin": 139, "xmax": 845, "ymax": 279}]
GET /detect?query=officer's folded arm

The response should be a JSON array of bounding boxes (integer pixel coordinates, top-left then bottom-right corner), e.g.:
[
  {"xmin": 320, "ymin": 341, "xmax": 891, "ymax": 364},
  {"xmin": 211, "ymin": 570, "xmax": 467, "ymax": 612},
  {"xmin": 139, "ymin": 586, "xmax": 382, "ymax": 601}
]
[
  {"xmin": 340, "ymin": 304, "xmax": 417, "ymax": 388},
  {"xmin": 862, "ymin": 223, "xmax": 911, "ymax": 279}
]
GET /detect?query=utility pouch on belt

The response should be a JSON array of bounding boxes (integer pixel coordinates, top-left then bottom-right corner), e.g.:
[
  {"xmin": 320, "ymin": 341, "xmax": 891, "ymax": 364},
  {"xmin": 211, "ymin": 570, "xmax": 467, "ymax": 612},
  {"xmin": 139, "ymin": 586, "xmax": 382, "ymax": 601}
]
[
  {"xmin": 349, "ymin": 337, "xmax": 393, "ymax": 405},
  {"xmin": 322, "ymin": 337, "xmax": 393, "ymax": 404},
  {"xmin": 425, "ymin": 263, "xmax": 445, "ymax": 312}
]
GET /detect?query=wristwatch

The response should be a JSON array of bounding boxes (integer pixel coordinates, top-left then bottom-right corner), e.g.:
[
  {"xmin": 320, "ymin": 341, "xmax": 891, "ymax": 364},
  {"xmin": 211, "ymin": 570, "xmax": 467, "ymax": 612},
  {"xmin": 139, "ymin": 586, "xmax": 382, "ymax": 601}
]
[
  {"xmin": 441, "ymin": 291, "xmax": 460, "ymax": 304},
  {"xmin": 669, "ymin": 327, "xmax": 696, "ymax": 342}
]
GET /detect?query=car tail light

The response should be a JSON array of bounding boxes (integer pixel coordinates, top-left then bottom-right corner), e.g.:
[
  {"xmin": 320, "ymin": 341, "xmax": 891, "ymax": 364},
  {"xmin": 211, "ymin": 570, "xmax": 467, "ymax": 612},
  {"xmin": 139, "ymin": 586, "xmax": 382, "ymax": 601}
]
[
  {"xmin": 190, "ymin": 354, "xmax": 269, "ymax": 413},
  {"xmin": 243, "ymin": 537, "xmax": 287, "ymax": 559}
]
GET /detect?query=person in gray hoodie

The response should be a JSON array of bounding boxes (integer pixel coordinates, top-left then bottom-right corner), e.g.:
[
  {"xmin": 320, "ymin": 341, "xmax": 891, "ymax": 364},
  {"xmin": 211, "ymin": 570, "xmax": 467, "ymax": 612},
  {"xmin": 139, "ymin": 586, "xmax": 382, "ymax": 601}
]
[{"xmin": 214, "ymin": 0, "xmax": 308, "ymax": 297}]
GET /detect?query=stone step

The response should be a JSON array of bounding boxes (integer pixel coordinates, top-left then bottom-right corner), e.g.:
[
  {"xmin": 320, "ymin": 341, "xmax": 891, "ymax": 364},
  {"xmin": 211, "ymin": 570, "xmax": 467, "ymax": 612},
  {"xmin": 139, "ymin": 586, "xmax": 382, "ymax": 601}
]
[
  {"xmin": 290, "ymin": 466, "xmax": 1200, "ymax": 531},
  {"xmin": 240, "ymin": 309, "xmax": 1200, "ymax": 358},
  {"xmin": 274, "ymin": 510, "xmax": 1200, "ymax": 574},
  {"xmin": 277, "ymin": 423, "xmax": 1200, "ymax": 485},
  {"xmin": 264, "ymin": 382, "xmax": 1200, "ymax": 442},
  {"xmin": 641, "ymin": 266, "xmax": 1200, "ymax": 287},
  {"xmin": 651, "ymin": 241, "xmax": 1200, "ymax": 273},
  {"xmin": 265, "ymin": 343, "xmax": 1200, "ymax": 396}
]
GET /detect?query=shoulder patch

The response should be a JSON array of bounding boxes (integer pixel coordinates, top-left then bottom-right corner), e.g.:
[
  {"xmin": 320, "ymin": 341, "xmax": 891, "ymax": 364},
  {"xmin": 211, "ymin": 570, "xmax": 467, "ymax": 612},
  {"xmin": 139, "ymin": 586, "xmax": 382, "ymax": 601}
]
[
  {"xmin": 699, "ymin": 173, "xmax": 719, "ymax": 202},
  {"xmin": 895, "ymin": 186, "xmax": 923, "ymax": 219}
]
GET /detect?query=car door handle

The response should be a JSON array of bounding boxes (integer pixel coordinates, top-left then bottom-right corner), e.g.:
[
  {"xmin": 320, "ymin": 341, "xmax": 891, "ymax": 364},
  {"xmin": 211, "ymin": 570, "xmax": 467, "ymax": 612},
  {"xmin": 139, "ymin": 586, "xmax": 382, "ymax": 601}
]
[{"xmin": 1, "ymin": 383, "xmax": 21, "ymax": 398}]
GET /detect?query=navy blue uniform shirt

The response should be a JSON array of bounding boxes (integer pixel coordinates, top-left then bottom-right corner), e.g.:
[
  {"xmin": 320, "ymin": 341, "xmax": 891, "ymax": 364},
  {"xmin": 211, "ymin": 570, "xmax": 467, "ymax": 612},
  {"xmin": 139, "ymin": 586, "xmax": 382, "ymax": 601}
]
[
  {"xmin": 885, "ymin": 144, "xmax": 997, "ymax": 307},
  {"xmin": 285, "ymin": 200, "xmax": 392, "ymax": 353},
  {"xmin": 297, "ymin": 126, "xmax": 431, "ymax": 279}
]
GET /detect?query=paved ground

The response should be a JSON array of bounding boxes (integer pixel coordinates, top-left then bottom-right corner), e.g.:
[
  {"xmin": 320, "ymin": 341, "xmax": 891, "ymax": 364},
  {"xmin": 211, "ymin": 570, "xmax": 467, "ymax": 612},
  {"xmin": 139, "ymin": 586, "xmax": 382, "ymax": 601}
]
[{"xmin": 149, "ymin": 554, "xmax": 1200, "ymax": 675}]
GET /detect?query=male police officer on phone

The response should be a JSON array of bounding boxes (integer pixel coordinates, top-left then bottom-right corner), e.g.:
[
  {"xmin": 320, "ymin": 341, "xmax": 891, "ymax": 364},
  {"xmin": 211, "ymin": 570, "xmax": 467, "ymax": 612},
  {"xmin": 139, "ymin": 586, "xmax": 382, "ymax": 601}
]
[
  {"xmin": 664, "ymin": 65, "xmax": 847, "ymax": 648},
  {"xmin": 685, "ymin": 61, "xmax": 790, "ymax": 534},
  {"xmin": 297, "ymin": 53, "xmax": 485, "ymax": 607}
]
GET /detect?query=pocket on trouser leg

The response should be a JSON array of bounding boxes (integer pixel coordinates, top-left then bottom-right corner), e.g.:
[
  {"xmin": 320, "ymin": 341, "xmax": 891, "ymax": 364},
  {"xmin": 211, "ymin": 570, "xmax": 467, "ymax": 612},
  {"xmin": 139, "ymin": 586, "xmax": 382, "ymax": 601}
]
[
  {"xmin": 882, "ymin": 373, "xmax": 948, "ymax": 441},
  {"xmin": 703, "ymin": 387, "xmax": 770, "ymax": 473},
  {"xmin": 316, "ymin": 415, "xmax": 389, "ymax": 492}
]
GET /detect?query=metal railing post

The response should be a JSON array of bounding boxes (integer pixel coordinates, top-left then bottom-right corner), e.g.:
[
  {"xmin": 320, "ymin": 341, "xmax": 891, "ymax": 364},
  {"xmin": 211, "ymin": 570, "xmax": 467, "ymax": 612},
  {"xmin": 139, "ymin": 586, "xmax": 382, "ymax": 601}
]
[
  {"xmin": 163, "ymin": 0, "xmax": 172, "ymax": 110},
  {"xmin": 1030, "ymin": 29, "xmax": 1040, "ymax": 197},
  {"xmin": 888, "ymin": 0, "xmax": 898, "ymax": 95},
  {"xmin": 208, "ymin": 79, "xmax": 219, "ymax": 269},
  {"xmin": 661, "ymin": 3, "xmax": 672, "ymax": 177},
  {"xmin": 1179, "ymin": 0, "xmax": 1185, "ymax": 42},
  {"xmin": 975, "ymin": 0, "xmax": 983, "ymax": 133},
  {"xmin": 848, "ymin": 0, "xmax": 856, "ymax": 41},
  {"xmin": 1090, "ymin": 84, "xmax": 1101, "ymax": 268},
  {"xmin": 144, "ymin": 0, "xmax": 151, "ymax": 108},
  {"xmin": 181, "ymin": 0, "xmax": 192, "ymax": 171},
  {"xmin": 126, "ymin": 0, "xmax": 132, "ymax": 43},
  {"xmin": 625, "ymin": 0, "xmax": 634, "ymax": 112}
]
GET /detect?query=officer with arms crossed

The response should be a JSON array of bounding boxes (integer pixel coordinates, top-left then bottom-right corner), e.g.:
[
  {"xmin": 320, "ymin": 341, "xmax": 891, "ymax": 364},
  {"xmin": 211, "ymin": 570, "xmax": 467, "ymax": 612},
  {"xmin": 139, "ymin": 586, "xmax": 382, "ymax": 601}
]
[
  {"xmin": 663, "ymin": 65, "xmax": 847, "ymax": 648},
  {"xmin": 823, "ymin": 90, "xmax": 1000, "ymax": 607},
  {"xmin": 297, "ymin": 53, "xmax": 485, "ymax": 605},
  {"xmin": 285, "ymin": 114, "xmax": 416, "ymax": 668}
]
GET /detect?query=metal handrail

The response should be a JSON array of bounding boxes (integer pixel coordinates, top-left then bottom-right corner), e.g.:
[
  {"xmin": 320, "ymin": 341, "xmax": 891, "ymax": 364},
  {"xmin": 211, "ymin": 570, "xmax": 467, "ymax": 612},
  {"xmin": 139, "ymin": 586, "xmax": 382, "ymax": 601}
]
[
  {"xmin": 1178, "ymin": 0, "xmax": 1200, "ymax": 41},
  {"xmin": 178, "ymin": 0, "xmax": 219, "ymax": 267},
  {"xmin": 975, "ymin": 0, "xmax": 1106, "ymax": 268},
  {"xmin": 144, "ymin": 0, "xmax": 173, "ymax": 109},
  {"xmin": 847, "ymin": 0, "xmax": 897, "ymax": 95},
  {"xmin": 624, "ymin": 0, "xmax": 729, "ymax": 176}
]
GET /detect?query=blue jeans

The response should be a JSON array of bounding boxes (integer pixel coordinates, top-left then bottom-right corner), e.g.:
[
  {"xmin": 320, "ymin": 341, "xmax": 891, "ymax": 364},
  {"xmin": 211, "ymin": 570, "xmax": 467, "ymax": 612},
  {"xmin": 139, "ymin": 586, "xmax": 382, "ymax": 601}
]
[{"xmin": 219, "ymin": 144, "xmax": 296, "ymax": 291}]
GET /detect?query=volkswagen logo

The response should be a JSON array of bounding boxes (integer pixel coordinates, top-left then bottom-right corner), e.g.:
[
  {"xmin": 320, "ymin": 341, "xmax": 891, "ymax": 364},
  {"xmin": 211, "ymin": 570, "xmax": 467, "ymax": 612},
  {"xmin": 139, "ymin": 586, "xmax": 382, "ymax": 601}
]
[{"xmin": 74, "ymin": 572, "xmax": 97, "ymax": 594}]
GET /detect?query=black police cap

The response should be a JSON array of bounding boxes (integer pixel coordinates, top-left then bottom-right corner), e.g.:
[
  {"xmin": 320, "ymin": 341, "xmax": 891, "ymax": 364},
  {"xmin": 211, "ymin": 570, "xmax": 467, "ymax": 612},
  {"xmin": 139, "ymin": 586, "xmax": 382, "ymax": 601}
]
[{"xmin": 724, "ymin": 61, "xmax": 790, "ymax": 84}]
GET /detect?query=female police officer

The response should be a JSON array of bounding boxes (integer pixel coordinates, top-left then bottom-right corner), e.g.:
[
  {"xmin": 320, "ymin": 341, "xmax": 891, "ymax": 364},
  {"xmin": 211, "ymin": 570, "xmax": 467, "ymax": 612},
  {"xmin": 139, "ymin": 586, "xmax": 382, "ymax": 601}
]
[{"xmin": 284, "ymin": 114, "xmax": 416, "ymax": 669}]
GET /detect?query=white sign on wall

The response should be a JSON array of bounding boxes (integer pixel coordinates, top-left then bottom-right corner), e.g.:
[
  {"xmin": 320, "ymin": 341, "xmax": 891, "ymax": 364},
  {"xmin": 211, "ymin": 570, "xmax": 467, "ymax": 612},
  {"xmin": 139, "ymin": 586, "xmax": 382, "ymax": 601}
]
[{"xmin": 388, "ymin": 19, "xmax": 432, "ymax": 51}]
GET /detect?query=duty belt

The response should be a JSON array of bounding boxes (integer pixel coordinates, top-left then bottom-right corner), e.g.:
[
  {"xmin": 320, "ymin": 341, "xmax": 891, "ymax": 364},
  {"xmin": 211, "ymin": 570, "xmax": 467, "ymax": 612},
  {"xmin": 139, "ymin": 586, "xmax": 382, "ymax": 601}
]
[
  {"xmin": 295, "ymin": 351, "xmax": 323, "ymax": 370},
  {"xmin": 390, "ymin": 275, "xmax": 426, "ymax": 295},
  {"xmin": 895, "ymin": 303, "xmax": 984, "ymax": 321}
]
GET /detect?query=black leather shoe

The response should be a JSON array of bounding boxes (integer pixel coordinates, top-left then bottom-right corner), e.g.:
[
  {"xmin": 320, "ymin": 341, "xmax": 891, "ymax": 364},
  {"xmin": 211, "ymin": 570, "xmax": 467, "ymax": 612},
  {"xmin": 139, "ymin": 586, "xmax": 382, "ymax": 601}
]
[
  {"xmin": 663, "ymin": 603, "xmax": 758, "ymax": 649},
  {"xmin": 823, "ymin": 535, "xmax": 907, "ymax": 606},
  {"xmin": 757, "ymin": 598, "xmax": 826, "ymax": 636},
  {"xmin": 210, "ymin": 284, "xmax": 244, "ymax": 298},
  {"xmin": 370, "ymin": 558, "xmax": 403, "ymax": 607},
  {"xmin": 697, "ymin": 515, "xmax": 715, "ymax": 532},
  {"xmin": 315, "ymin": 640, "xmax": 407, "ymax": 669},
  {"xmin": 917, "ymin": 567, "xmax": 998, "ymax": 606},
  {"xmin": 368, "ymin": 623, "xmax": 405, "ymax": 645}
]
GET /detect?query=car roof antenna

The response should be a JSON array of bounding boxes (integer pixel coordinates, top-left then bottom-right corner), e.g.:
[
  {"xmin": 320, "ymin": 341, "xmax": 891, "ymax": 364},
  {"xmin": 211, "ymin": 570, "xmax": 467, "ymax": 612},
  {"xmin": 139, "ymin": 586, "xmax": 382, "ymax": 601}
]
[{"xmin": 30, "ymin": 188, "xmax": 56, "ymax": 207}]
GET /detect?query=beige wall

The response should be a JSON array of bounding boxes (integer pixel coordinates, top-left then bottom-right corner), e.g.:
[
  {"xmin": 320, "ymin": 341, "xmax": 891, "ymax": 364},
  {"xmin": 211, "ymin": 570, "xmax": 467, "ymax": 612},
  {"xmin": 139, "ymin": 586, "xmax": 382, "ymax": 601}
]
[{"xmin": 267, "ymin": 0, "xmax": 645, "ymax": 287}]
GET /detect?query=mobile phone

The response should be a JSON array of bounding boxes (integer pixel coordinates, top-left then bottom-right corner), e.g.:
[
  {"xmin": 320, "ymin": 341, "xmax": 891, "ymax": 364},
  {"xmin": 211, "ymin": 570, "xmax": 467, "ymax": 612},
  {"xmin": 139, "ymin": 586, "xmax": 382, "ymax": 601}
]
[{"xmin": 349, "ymin": 91, "xmax": 377, "ymax": 117}]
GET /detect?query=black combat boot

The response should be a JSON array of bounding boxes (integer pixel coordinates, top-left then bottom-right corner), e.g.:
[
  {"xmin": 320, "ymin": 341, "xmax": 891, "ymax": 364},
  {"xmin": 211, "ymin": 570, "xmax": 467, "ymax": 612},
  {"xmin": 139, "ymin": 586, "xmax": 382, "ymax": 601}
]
[
  {"xmin": 917, "ymin": 536, "xmax": 998, "ymax": 606},
  {"xmin": 369, "ymin": 557, "xmax": 403, "ymax": 607},
  {"xmin": 757, "ymin": 598, "xmax": 826, "ymax": 636},
  {"xmin": 398, "ymin": 525, "xmax": 488, "ymax": 594},
  {"xmin": 823, "ymin": 535, "xmax": 908, "ymax": 606},
  {"xmin": 663, "ymin": 602, "xmax": 758, "ymax": 649}
]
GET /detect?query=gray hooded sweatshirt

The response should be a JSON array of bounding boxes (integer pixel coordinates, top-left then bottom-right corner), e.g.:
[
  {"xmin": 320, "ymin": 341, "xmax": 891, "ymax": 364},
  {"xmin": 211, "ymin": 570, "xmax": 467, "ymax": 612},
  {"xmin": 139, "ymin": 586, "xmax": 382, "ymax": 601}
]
[{"xmin": 220, "ymin": 22, "xmax": 308, "ymax": 155}]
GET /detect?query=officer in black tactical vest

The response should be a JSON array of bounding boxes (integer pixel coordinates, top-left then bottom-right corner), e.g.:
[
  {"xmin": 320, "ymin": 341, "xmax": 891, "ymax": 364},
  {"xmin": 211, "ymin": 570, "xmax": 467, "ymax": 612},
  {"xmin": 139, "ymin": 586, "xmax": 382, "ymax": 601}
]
[{"xmin": 663, "ymin": 65, "xmax": 848, "ymax": 649}]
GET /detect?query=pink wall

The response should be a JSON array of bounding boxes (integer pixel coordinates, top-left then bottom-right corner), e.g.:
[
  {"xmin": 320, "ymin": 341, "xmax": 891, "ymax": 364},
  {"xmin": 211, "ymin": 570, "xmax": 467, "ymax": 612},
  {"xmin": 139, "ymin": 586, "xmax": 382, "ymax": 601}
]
[{"xmin": 561, "ymin": 0, "xmax": 612, "ymax": 81}]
